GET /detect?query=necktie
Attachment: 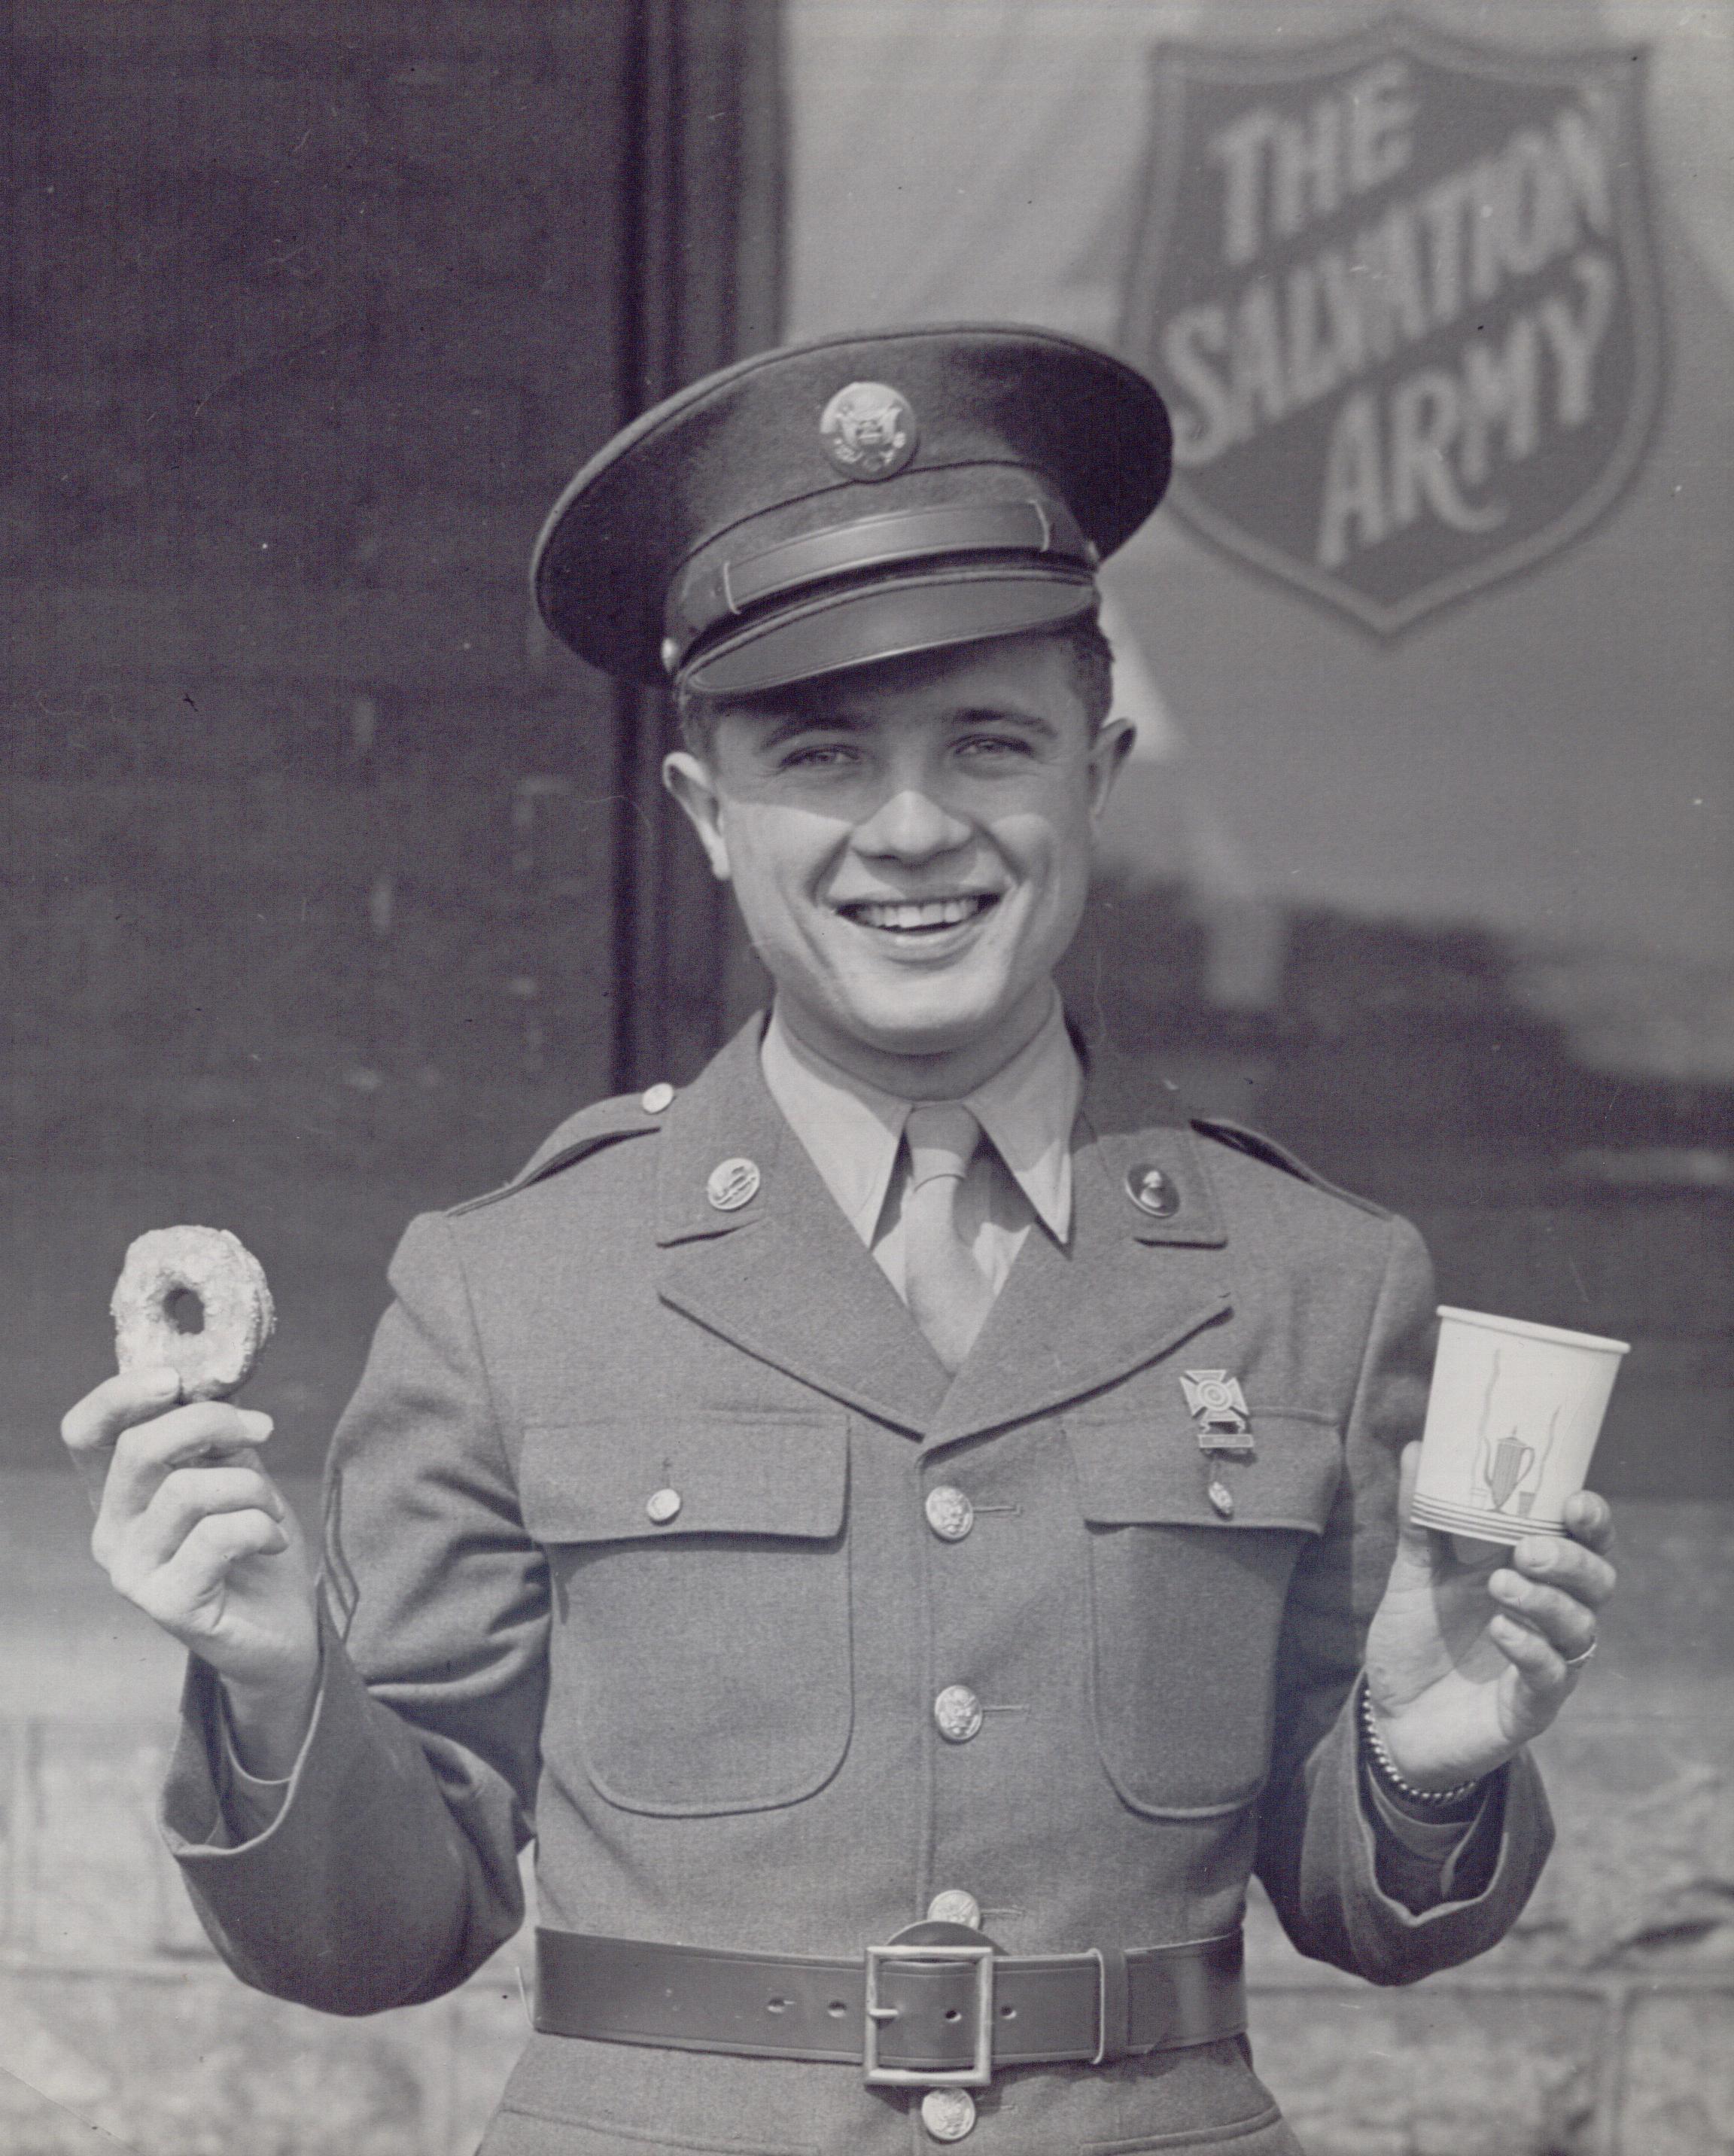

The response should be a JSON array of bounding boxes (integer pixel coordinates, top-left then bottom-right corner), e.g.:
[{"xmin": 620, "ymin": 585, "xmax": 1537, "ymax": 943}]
[{"xmin": 902, "ymin": 1103, "xmax": 996, "ymax": 1372}]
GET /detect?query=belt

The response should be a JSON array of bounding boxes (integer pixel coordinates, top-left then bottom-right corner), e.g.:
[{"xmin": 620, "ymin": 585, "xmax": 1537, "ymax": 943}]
[{"xmin": 535, "ymin": 1921, "xmax": 1245, "ymax": 2090}]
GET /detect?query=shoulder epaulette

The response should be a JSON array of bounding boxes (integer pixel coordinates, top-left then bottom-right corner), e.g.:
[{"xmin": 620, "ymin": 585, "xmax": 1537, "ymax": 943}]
[
  {"xmin": 1190, "ymin": 1115, "xmax": 1391, "ymax": 1220},
  {"xmin": 447, "ymin": 1089, "xmax": 668, "ymax": 1217}
]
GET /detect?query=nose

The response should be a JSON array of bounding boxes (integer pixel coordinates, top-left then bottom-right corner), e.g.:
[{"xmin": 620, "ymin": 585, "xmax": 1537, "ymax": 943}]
[{"xmin": 851, "ymin": 784, "xmax": 973, "ymax": 864}]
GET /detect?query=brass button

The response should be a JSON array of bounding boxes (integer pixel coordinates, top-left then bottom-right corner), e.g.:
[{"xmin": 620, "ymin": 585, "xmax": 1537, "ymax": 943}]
[
  {"xmin": 924, "ymin": 1485, "xmax": 974, "ymax": 1542},
  {"xmin": 1208, "ymin": 1478, "xmax": 1234, "ymax": 1519},
  {"xmin": 921, "ymin": 2087, "xmax": 976, "ymax": 2141},
  {"xmin": 1126, "ymin": 1162, "xmax": 1179, "ymax": 1217},
  {"xmin": 640, "ymin": 1082, "xmax": 674, "ymax": 1113},
  {"xmin": 646, "ymin": 1488, "xmax": 683, "ymax": 1526},
  {"xmin": 926, "ymin": 1888, "xmax": 981, "ymax": 1928},
  {"xmin": 934, "ymin": 1686, "xmax": 984, "ymax": 1743}
]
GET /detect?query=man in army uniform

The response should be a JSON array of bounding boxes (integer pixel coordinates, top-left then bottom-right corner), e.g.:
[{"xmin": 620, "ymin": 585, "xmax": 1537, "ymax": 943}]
[{"xmin": 64, "ymin": 327, "xmax": 1617, "ymax": 2156}]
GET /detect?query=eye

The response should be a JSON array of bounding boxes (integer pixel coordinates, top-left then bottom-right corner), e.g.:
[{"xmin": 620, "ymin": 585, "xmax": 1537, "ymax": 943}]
[
  {"xmin": 954, "ymin": 732, "xmax": 1032, "ymax": 762},
  {"xmin": 777, "ymin": 741, "xmax": 861, "ymax": 772}
]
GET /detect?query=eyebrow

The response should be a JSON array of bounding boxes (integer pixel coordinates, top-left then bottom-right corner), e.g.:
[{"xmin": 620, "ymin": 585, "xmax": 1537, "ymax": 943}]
[
  {"xmin": 755, "ymin": 708, "xmax": 873, "ymax": 751},
  {"xmin": 753, "ymin": 705, "xmax": 1059, "ymax": 751},
  {"xmin": 950, "ymin": 705, "xmax": 1059, "ymax": 741}
]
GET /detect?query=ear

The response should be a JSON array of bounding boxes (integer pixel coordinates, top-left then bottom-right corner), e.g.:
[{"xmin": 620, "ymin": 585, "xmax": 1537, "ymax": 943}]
[
  {"xmin": 1086, "ymin": 717, "xmax": 1137, "ymax": 820},
  {"xmin": 662, "ymin": 751, "xmax": 733, "ymax": 882}
]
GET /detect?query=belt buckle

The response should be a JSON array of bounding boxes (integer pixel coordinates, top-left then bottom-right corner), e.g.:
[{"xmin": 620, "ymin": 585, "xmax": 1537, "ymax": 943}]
[{"xmin": 863, "ymin": 1941, "xmax": 995, "ymax": 2089}]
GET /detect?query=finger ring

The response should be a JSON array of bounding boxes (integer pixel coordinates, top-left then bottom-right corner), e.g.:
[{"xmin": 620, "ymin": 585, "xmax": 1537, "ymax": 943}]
[{"xmin": 1562, "ymin": 1637, "xmax": 1598, "ymax": 1670}]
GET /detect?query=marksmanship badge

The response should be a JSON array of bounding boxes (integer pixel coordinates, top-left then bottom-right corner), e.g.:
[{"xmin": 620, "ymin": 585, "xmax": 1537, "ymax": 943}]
[
  {"xmin": 819, "ymin": 381, "xmax": 918, "ymax": 480},
  {"xmin": 1182, "ymin": 1370, "xmax": 1254, "ymax": 1451},
  {"xmin": 1121, "ymin": 20, "xmax": 1662, "ymax": 635}
]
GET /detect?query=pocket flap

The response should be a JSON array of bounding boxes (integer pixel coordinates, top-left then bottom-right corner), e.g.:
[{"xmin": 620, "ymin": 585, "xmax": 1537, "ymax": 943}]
[
  {"xmin": 1067, "ymin": 1408, "xmax": 1340, "ymax": 1533},
  {"xmin": 519, "ymin": 1412, "xmax": 848, "ymax": 1545}
]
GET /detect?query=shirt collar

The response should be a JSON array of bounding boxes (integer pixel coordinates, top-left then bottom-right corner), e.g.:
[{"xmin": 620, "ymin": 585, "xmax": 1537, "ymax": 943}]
[
  {"xmin": 759, "ymin": 992, "xmax": 1080, "ymax": 1244},
  {"xmin": 965, "ymin": 991, "xmax": 1079, "ymax": 1241},
  {"xmin": 760, "ymin": 1005, "xmax": 906, "ymax": 1240}
]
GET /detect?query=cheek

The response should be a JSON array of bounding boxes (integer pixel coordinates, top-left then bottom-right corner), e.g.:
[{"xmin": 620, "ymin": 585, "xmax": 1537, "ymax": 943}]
[
  {"xmin": 716, "ymin": 805, "xmax": 846, "ymax": 928},
  {"xmin": 987, "ymin": 815, "xmax": 1094, "ymax": 977},
  {"xmin": 996, "ymin": 805, "xmax": 1088, "ymax": 912}
]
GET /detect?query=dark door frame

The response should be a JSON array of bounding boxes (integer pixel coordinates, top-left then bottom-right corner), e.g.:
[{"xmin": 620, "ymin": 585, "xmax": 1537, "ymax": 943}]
[{"xmin": 608, "ymin": 0, "xmax": 784, "ymax": 1092}]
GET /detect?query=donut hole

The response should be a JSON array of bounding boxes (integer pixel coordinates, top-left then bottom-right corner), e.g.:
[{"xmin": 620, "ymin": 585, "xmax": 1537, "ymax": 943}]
[{"xmin": 164, "ymin": 1286, "xmax": 206, "ymax": 1335}]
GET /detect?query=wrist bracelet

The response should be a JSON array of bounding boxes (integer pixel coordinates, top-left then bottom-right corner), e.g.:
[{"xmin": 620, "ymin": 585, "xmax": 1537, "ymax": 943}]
[{"xmin": 1358, "ymin": 1688, "xmax": 1482, "ymax": 1807}]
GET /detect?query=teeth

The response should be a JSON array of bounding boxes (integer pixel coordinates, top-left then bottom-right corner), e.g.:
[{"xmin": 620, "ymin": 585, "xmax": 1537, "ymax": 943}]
[{"xmin": 848, "ymin": 897, "xmax": 987, "ymax": 931}]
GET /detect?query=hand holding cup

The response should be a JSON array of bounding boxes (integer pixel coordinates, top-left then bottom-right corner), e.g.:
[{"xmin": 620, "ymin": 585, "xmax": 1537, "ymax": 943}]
[{"xmin": 1363, "ymin": 1307, "xmax": 1624, "ymax": 1790}]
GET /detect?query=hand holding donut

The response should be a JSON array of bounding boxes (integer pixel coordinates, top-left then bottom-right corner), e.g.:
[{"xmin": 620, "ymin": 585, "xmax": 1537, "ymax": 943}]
[{"xmin": 62, "ymin": 1229, "xmax": 321, "ymax": 1778}]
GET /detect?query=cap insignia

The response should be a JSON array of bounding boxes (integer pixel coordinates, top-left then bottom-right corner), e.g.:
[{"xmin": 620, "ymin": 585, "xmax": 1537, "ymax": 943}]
[{"xmin": 819, "ymin": 382, "xmax": 918, "ymax": 482}]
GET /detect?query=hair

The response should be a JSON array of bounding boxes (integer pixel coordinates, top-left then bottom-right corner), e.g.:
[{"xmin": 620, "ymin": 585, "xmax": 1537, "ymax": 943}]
[{"xmin": 674, "ymin": 610, "xmax": 1116, "ymax": 760}]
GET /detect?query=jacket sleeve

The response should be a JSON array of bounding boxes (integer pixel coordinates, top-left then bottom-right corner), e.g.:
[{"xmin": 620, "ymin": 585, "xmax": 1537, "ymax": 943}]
[
  {"xmin": 1252, "ymin": 1211, "xmax": 1554, "ymax": 1984},
  {"xmin": 160, "ymin": 1210, "xmax": 548, "ymax": 2014}
]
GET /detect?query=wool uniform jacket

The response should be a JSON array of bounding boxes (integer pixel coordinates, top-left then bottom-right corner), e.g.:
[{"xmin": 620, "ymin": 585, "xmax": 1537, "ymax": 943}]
[{"xmin": 164, "ymin": 1016, "xmax": 1553, "ymax": 2156}]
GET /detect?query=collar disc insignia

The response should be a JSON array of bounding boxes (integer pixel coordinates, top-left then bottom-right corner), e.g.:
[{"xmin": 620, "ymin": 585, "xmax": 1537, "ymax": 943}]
[{"xmin": 706, "ymin": 1156, "xmax": 762, "ymax": 1212}]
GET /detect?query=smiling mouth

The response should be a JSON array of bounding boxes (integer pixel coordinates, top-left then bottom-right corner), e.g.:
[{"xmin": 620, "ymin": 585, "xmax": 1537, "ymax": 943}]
[{"xmin": 837, "ymin": 895, "xmax": 999, "ymax": 933}]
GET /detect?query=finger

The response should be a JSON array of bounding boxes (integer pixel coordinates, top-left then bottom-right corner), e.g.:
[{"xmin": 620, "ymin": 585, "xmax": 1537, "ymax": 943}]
[
  {"xmin": 110, "ymin": 1466, "xmax": 289, "ymax": 1582},
  {"xmin": 1510, "ymin": 1534, "xmax": 1617, "ymax": 1609},
  {"xmin": 1488, "ymin": 1568, "xmax": 1598, "ymax": 1660},
  {"xmin": 100, "ymin": 1403, "xmax": 275, "ymax": 1526},
  {"xmin": 1562, "ymin": 1489, "xmax": 1616, "ymax": 1555},
  {"xmin": 1392, "ymin": 1443, "xmax": 1506, "ymax": 1573},
  {"xmin": 61, "ymin": 1369, "xmax": 184, "ymax": 1503},
  {"xmin": 1489, "ymin": 1609, "xmax": 1574, "ymax": 1720},
  {"xmin": 132, "ymin": 1509, "xmax": 291, "ymax": 1634},
  {"xmin": 1448, "ymin": 1532, "xmax": 1507, "ymax": 1570}
]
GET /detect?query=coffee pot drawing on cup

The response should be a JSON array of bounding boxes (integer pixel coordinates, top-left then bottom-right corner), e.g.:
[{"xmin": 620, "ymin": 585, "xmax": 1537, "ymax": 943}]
[{"xmin": 1472, "ymin": 1351, "xmax": 1559, "ymax": 1516}]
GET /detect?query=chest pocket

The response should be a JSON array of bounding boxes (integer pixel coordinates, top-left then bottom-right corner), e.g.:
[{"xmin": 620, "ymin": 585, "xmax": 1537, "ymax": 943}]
[
  {"xmin": 519, "ymin": 1413, "xmax": 851, "ymax": 1817},
  {"xmin": 1066, "ymin": 1409, "xmax": 1341, "ymax": 1820}
]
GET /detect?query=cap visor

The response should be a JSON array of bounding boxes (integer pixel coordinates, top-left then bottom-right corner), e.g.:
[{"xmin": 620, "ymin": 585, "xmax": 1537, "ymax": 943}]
[{"xmin": 681, "ymin": 567, "xmax": 1098, "ymax": 699}]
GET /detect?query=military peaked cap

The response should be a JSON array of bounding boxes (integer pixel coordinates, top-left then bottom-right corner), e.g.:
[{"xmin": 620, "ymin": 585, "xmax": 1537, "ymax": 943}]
[{"xmin": 531, "ymin": 324, "xmax": 1173, "ymax": 697}]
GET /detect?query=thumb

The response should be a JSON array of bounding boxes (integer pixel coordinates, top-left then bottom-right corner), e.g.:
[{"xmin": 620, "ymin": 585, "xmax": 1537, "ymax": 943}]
[
  {"xmin": 1387, "ymin": 1442, "xmax": 1439, "ymax": 1582},
  {"xmin": 1395, "ymin": 1438, "xmax": 1507, "ymax": 1576}
]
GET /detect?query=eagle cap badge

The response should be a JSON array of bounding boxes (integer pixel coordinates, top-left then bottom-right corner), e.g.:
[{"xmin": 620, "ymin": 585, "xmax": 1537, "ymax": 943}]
[{"xmin": 819, "ymin": 381, "xmax": 919, "ymax": 480}]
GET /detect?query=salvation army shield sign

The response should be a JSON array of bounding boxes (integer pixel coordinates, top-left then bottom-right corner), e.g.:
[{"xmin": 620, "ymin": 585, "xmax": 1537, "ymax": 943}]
[{"xmin": 1121, "ymin": 20, "xmax": 1662, "ymax": 635}]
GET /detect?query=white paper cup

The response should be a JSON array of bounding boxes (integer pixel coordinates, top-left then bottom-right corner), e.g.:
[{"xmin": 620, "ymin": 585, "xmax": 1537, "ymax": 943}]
[{"xmin": 1410, "ymin": 1307, "xmax": 1629, "ymax": 1546}]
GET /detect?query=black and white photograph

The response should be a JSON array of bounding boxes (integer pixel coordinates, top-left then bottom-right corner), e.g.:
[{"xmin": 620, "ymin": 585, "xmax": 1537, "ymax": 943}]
[{"xmin": 3, "ymin": 3, "xmax": 1730, "ymax": 2152}]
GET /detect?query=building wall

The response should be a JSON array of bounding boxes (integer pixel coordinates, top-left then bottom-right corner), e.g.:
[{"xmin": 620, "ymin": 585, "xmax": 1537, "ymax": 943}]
[{"xmin": 2, "ymin": 1, "xmax": 636, "ymax": 1474}]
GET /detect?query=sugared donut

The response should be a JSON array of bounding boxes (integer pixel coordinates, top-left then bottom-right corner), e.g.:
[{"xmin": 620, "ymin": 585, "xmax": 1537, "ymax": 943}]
[{"xmin": 111, "ymin": 1226, "xmax": 276, "ymax": 1400}]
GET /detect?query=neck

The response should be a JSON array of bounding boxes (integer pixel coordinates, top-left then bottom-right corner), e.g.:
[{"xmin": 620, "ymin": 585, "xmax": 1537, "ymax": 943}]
[{"xmin": 777, "ymin": 985, "xmax": 1059, "ymax": 1101}]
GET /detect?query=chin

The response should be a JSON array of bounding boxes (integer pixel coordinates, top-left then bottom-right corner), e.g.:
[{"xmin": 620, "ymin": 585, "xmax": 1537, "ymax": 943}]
[{"xmin": 841, "ymin": 991, "xmax": 1008, "ymax": 1058}]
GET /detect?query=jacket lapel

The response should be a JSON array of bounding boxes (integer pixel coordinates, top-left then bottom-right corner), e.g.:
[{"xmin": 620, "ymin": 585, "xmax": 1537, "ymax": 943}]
[
  {"xmin": 653, "ymin": 1016, "xmax": 1236, "ymax": 1446},
  {"xmin": 655, "ymin": 1019, "xmax": 951, "ymax": 1436},
  {"xmin": 924, "ymin": 1088, "xmax": 1235, "ymax": 1451}
]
